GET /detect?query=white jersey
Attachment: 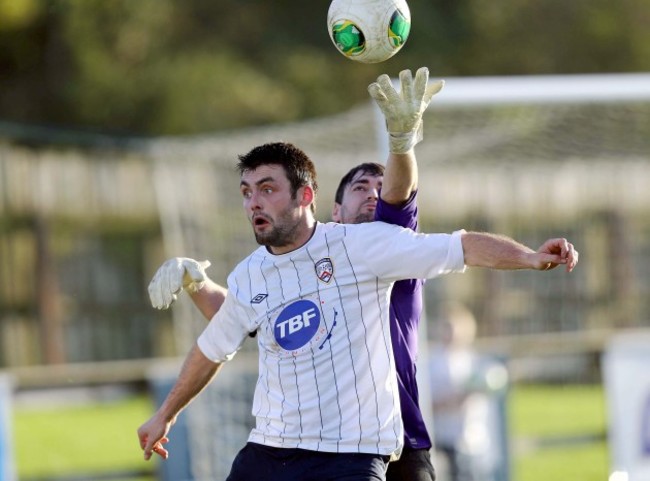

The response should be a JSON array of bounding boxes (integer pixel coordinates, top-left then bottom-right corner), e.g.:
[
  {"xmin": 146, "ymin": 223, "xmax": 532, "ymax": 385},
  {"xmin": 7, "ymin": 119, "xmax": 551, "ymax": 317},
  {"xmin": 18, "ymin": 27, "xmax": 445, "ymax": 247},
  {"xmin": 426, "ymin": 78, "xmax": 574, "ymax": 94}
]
[{"xmin": 198, "ymin": 221, "xmax": 465, "ymax": 457}]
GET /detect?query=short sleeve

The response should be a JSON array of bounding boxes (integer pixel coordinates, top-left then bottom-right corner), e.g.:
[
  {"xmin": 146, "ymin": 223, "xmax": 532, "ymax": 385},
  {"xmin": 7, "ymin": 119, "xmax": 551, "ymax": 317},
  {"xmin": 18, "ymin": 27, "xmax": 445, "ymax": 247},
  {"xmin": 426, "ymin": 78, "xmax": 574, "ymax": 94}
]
[
  {"xmin": 347, "ymin": 223, "xmax": 466, "ymax": 282},
  {"xmin": 197, "ymin": 291, "xmax": 251, "ymax": 363}
]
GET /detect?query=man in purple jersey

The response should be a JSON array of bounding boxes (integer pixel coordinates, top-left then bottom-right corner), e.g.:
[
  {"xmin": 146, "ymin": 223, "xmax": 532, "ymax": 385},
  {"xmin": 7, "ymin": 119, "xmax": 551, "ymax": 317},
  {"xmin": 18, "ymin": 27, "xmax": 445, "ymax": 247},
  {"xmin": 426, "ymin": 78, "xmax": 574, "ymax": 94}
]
[
  {"xmin": 331, "ymin": 67, "xmax": 438, "ymax": 480},
  {"xmin": 331, "ymin": 160, "xmax": 433, "ymax": 480}
]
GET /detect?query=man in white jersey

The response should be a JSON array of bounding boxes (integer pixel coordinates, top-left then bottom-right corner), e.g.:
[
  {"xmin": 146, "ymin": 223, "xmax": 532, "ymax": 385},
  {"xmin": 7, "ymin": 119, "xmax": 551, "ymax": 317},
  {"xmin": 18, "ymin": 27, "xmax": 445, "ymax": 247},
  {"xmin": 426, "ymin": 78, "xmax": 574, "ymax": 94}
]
[
  {"xmin": 146, "ymin": 66, "xmax": 446, "ymax": 480},
  {"xmin": 138, "ymin": 139, "xmax": 578, "ymax": 480}
]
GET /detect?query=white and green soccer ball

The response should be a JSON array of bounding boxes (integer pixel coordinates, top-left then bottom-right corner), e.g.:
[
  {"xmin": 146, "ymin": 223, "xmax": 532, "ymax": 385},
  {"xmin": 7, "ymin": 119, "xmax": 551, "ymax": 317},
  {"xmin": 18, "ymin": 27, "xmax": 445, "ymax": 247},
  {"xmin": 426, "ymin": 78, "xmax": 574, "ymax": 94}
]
[{"xmin": 327, "ymin": 0, "xmax": 411, "ymax": 63}]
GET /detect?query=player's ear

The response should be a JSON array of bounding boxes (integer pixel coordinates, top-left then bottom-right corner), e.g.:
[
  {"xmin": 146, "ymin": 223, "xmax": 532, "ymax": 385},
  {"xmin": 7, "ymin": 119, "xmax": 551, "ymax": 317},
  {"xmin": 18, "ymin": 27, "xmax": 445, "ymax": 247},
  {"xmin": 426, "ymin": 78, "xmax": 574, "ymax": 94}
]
[
  {"xmin": 299, "ymin": 185, "xmax": 315, "ymax": 209},
  {"xmin": 331, "ymin": 203, "xmax": 342, "ymax": 223}
]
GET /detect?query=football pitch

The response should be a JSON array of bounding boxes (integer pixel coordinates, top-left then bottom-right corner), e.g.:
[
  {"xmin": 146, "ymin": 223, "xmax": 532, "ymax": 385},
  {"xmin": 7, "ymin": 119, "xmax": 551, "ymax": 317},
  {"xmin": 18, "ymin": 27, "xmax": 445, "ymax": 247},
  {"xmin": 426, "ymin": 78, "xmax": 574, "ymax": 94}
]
[
  {"xmin": 509, "ymin": 384, "xmax": 608, "ymax": 481},
  {"xmin": 12, "ymin": 383, "xmax": 608, "ymax": 481}
]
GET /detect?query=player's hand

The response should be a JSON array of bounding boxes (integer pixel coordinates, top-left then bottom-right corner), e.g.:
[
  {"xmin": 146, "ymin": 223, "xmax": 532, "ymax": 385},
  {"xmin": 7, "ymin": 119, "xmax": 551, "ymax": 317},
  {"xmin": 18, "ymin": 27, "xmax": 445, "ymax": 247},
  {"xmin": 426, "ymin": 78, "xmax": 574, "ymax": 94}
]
[
  {"xmin": 148, "ymin": 257, "xmax": 211, "ymax": 310},
  {"xmin": 368, "ymin": 66, "xmax": 444, "ymax": 153},
  {"xmin": 532, "ymin": 238, "xmax": 579, "ymax": 272},
  {"xmin": 138, "ymin": 414, "xmax": 173, "ymax": 461}
]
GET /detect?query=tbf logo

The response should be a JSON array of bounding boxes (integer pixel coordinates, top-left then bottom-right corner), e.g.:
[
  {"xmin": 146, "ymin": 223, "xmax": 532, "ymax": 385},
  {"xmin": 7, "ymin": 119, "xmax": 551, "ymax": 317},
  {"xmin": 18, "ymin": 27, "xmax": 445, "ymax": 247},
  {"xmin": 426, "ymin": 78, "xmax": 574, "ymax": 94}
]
[{"xmin": 274, "ymin": 299, "xmax": 321, "ymax": 351}]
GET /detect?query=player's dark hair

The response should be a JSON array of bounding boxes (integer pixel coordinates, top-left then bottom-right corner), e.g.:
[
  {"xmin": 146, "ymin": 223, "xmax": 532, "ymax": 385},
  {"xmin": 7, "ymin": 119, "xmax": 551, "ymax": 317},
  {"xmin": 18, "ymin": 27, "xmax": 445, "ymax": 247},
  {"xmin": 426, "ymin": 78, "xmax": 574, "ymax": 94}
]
[
  {"xmin": 334, "ymin": 162, "xmax": 385, "ymax": 204},
  {"xmin": 237, "ymin": 142, "xmax": 319, "ymax": 212}
]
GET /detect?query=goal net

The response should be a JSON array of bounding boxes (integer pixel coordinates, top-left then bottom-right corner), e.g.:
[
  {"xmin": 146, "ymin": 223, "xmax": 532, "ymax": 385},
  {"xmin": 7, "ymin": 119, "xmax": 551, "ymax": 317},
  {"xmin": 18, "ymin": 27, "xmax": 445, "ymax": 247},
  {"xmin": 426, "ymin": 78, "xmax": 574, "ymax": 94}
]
[{"xmin": 148, "ymin": 72, "xmax": 650, "ymax": 480}]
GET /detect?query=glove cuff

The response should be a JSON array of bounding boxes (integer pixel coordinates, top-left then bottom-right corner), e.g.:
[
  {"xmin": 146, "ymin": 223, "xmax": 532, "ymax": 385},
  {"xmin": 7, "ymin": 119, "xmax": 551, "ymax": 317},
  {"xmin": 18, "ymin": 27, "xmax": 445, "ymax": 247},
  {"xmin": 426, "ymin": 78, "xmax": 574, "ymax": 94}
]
[
  {"xmin": 185, "ymin": 280, "xmax": 206, "ymax": 293},
  {"xmin": 388, "ymin": 122, "xmax": 423, "ymax": 154},
  {"xmin": 182, "ymin": 259, "xmax": 210, "ymax": 293}
]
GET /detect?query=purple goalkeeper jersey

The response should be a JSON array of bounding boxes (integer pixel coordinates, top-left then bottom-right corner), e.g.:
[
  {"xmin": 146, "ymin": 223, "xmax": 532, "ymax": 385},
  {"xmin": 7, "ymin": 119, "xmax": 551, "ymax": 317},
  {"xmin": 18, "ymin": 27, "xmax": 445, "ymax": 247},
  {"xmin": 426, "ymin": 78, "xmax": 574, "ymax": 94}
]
[{"xmin": 375, "ymin": 191, "xmax": 431, "ymax": 450}]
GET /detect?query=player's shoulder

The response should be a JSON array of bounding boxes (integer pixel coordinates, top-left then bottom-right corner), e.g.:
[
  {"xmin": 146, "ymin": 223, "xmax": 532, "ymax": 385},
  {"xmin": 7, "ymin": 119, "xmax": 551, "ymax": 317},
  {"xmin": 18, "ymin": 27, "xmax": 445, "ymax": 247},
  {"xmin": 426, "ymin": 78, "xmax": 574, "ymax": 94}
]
[
  {"xmin": 375, "ymin": 191, "xmax": 418, "ymax": 228},
  {"xmin": 227, "ymin": 246, "xmax": 268, "ymax": 275},
  {"xmin": 319, "ymin": 220, "xmax": 402, "ymax": 237}
]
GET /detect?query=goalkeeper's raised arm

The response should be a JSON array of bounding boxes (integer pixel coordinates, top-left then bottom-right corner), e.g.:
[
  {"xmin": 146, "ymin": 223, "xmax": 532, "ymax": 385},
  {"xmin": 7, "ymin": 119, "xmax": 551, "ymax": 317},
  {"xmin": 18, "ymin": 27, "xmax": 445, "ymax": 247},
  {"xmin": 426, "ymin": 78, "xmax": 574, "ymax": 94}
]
[{"xmin": 368, "ymin": 66, "xmax": 444, "ymax": 205}]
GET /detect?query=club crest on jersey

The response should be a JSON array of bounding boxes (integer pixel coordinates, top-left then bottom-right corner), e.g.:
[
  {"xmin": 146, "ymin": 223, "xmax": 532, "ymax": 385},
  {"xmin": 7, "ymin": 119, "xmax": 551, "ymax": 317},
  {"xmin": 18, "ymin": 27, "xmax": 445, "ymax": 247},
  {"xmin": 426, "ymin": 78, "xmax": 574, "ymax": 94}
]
[
  {"xmin": 274, "ymin": 299, "xmax": 322, "ymax": 352},
  {"xmin": 315, "ymin": 257, "xmax": 333, "ymax": 283}
]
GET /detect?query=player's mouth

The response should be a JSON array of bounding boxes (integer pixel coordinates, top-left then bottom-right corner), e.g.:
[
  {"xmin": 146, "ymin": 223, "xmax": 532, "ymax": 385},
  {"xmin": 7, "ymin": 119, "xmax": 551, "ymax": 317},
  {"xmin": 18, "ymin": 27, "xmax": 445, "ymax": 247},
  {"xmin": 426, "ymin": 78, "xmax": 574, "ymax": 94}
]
[
  {"xmin": 252, "ymin": 215, "xmax": 272, "ymax": 229},
  {"xmin": 362, "ymin": 202, "xmax": 377, "ymax": 211}
]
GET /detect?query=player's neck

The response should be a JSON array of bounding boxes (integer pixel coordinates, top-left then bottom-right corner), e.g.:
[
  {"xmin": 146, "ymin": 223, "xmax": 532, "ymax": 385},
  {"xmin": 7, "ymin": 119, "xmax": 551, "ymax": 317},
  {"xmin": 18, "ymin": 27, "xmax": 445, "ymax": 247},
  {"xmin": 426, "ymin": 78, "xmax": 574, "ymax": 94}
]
[{"xmin": 268, "ymin": 217, "xmax": 317, "ymax": 255}]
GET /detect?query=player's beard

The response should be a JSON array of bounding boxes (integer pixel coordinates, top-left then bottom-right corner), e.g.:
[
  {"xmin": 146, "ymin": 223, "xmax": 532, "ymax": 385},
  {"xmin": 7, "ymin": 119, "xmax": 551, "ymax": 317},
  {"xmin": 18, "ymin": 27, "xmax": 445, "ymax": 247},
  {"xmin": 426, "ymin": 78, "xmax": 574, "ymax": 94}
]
[
  {"xmin": 339, "ymin": 205, "xmax": 374, "ymax": 224},
  {"xmin": 253, "ymin": 202, "xmax": 302, "ymax": 248},
  {"xmin": 339, "ymin": 205, "xmax": 375, "ymax": 224},
  {"xmin": 351, "ymin": 211, "xmax": 374, "ymax": 224}
]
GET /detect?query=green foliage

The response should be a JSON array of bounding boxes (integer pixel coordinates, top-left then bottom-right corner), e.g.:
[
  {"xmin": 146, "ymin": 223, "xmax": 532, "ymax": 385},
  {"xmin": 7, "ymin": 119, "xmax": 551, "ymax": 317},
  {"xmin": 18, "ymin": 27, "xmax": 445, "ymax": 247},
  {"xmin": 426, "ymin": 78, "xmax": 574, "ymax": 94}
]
[
  {"xmin": 0, "ymin": 0, "xmax": 40, "ymax": 30},
  {"xmin": 0, "ymin": 0, "xmax": 648, "ymax": 135}
]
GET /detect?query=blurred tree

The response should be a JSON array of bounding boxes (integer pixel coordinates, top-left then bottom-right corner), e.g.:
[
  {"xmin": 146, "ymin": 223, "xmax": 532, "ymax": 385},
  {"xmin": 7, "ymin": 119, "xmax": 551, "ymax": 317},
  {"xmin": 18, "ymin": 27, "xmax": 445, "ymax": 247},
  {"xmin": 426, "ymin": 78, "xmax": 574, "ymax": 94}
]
[{"xmin": 0, "ymin": 0, "xmax": 648, "ymax": 136}]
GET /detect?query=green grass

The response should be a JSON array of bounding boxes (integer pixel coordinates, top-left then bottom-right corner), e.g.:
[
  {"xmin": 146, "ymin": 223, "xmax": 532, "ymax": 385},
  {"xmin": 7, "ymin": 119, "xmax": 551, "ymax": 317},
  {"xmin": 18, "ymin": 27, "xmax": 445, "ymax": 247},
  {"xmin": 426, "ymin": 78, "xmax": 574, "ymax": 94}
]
[
  {"xmin": 514, "ymin": 441, "xmax": 609, "ymax": 481},
  {"xmin": 12, "ymin": 395, "xmax": 156, "ymax": 480},
  {"xmin": 509, "ymin": 383, "xmax": 610, "ymax": 481},
  {"xmin": 10, "ymin": 383, "xmax": 610, "ymax": 481}
]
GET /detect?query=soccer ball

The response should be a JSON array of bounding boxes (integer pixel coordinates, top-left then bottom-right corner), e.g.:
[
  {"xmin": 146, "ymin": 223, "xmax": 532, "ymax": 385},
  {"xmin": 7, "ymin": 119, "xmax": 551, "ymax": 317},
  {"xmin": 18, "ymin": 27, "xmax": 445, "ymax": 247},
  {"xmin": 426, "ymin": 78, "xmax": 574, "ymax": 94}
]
[{"xmin": 327, "ymin": 0, "xmax": 411, "ymax": 64}]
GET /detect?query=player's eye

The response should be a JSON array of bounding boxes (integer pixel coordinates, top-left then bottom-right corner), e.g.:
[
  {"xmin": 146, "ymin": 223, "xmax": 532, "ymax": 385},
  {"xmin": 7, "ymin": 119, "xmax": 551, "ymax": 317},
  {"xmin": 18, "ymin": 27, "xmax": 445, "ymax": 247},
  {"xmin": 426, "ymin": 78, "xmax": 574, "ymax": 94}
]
[
  {"xmin": 263, "ymin": 187, "xmax": 274, "ymax": 194},
  {"xmin": 241, "ymin": 189, "xmax": 252, "ymax": 198}
]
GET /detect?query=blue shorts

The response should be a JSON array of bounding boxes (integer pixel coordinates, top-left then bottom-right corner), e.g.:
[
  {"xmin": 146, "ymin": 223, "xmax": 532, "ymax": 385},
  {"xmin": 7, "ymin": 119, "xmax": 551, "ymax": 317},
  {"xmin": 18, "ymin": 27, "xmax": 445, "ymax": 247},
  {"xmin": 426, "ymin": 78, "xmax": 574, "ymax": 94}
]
[{"xmin": 226, "ymin": 442, "xmax": 390, "ymax": 481}]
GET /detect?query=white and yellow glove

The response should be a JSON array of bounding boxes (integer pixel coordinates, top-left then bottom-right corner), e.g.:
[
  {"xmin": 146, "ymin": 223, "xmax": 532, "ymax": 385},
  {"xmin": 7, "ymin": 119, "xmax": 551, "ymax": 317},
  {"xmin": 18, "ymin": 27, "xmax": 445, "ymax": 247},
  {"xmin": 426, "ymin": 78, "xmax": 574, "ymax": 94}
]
[
  {"xmin": 148, "ymin": 257, "xmax": 211, "ymax": 310},
  {"xmin": 368, "ymin": 66, "xmax": 444, "ymax": 154}
]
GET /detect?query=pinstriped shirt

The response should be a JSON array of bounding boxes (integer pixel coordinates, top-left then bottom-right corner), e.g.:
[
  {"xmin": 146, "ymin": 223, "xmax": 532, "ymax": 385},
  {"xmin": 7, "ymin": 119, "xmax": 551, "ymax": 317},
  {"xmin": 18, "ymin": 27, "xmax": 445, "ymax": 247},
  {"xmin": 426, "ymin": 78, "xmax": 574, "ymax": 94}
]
[{"xmin": 198, "ymin": 221, "xmax": 465, "ymax": 457}]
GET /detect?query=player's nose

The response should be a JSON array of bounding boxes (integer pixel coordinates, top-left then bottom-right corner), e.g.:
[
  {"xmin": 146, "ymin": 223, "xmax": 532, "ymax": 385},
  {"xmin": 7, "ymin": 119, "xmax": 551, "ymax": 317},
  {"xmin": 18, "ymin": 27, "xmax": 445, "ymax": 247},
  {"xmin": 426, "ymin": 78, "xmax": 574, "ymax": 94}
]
[{"xmin": 245, "ymin": 191, "xmax": 263, "ymax": 211}]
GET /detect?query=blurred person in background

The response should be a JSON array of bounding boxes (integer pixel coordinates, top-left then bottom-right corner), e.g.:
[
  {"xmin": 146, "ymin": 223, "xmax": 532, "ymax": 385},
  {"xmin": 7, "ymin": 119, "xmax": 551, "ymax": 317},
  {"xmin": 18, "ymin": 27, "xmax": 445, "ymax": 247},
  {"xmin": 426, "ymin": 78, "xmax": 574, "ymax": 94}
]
[{"xmin": 429, "ymin": 302, "xmax": 509, "ymax": 481}]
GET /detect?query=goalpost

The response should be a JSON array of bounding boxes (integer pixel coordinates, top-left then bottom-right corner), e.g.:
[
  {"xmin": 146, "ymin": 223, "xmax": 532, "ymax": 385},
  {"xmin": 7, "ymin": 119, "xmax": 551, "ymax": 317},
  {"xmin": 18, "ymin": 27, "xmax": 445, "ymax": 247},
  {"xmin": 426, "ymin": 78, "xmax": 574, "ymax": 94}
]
[{"xmin": 149, "ymin": 72, "xmax": 650, "ymax": 481}]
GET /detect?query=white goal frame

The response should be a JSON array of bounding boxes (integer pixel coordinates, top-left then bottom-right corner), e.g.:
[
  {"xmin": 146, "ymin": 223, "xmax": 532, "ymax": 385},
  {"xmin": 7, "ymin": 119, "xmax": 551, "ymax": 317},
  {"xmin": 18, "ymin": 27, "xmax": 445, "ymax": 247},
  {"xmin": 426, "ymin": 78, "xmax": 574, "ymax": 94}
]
[
  {"xmin": 375, "ymin": 71, "xmax": 650, "ymax": 155},
  {"xmin": 426, "ymin": 72, "xmax": 650, "ymax": 105}
]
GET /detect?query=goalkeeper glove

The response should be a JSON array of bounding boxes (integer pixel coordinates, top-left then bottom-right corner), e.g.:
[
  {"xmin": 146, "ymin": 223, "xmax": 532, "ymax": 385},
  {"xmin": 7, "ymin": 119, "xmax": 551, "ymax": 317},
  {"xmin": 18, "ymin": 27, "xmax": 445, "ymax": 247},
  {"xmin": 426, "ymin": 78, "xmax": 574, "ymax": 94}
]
[
  {"xmin": 148, "ymin": 257, "xmax": 211, "ymax": 310},
  {"xmin": 368, "ymin": 66, "xmax": 444, "ymax": 154}
]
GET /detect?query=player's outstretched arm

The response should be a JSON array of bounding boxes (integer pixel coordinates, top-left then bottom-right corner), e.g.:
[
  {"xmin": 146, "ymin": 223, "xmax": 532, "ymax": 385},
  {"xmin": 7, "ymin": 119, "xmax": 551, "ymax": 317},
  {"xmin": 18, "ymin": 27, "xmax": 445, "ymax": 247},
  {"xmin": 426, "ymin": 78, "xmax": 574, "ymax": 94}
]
[
  {"xmin": 137, "ymin": 344, "xmax": 223, "ymax": 460},
  {"xmin": 461, "ymin": 232, "xmax": 579, "ymax": 272},
  {"xmin": 368, "ymin": 66, "xmax": 444, "ymax": 204},
  {"xmin": 148, "ymin": 257, "xmax": 227, "ymax": 319}
]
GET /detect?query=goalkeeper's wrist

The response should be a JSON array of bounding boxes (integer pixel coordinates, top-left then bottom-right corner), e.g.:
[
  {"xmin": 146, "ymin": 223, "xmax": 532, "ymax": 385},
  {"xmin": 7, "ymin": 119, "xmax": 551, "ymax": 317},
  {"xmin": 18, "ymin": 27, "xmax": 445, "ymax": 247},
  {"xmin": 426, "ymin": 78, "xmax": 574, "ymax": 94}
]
[
  {"xmin": 387, "ymin": 121, "xmax": 423, "ymax": 154},
  {"xmin": 185, "ymin": 280, "xmax": 205, "ymax": 293},
  {"xmin": 388, "ymin": 131, "xmax": 421, "ymax": 154}
]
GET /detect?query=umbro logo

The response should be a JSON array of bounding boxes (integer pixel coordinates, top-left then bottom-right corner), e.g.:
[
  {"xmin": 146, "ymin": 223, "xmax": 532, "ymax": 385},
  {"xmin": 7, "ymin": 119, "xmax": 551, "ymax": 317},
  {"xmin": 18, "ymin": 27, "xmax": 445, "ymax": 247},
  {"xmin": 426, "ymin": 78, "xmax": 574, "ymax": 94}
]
[{"xmin": 251, "ymin": 293, "xmax": 268, "ymax": 304}]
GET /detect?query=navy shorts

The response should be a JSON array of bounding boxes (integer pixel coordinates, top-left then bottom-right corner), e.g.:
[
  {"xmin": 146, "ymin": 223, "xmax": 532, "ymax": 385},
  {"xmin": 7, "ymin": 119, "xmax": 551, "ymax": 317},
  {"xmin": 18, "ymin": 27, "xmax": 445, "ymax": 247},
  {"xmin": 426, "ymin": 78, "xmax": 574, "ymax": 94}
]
[{"xmin": 226, "ymin": 442, "xmax": 390, "ymax": 481}]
